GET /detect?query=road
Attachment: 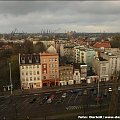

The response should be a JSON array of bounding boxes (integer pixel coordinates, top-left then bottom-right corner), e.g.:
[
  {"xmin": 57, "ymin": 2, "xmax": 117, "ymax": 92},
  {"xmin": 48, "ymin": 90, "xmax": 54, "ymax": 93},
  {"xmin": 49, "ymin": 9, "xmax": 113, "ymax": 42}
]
[{"xmin": 0, "ymin": 83, "xmax": 120, "ymax": 120}]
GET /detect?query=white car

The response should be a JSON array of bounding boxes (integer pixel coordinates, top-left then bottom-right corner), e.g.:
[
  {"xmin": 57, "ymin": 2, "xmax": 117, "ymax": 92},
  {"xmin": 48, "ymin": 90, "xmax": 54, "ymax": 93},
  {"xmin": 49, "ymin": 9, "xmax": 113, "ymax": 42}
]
[
  {"xmin": 62, "ymin": 93, "xmax": 67, "ymax": 98},
  {"xmin": 118, "ymin": 87, "xmax": 120, "ymax": 91},
  {"xmin": 108, "ymin": 87, "xmax": 112, "ymax": 92}
]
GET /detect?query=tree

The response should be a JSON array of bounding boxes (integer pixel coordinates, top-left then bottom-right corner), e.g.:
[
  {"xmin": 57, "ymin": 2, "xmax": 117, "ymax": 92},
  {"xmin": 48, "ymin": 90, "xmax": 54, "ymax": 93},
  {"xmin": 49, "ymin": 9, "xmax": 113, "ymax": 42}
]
[
  {"xmin": 10, "ymin": 55, "xmax": 20, "ymax": 89},
  {"xmin": 23, "ymin": 40, "xmax": 33, "ymax": 54},
  {"xmin": 33, "ymin": 42, "xmax": 46, "ymax": 53},
  {"xmin": 110, "ymin": 35, "xmax": 120, "ymax": 48},
  {"xmin": 0, "ymin": 55, "xmax": 20, "ymax": 92}
]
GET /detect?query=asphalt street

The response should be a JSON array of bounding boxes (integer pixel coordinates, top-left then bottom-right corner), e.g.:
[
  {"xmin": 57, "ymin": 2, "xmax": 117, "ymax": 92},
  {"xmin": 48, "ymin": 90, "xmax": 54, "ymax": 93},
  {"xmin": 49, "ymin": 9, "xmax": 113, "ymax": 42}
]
[{"xmin": 0, "ymin": 84, "xmax": 120, "ymax": 120}]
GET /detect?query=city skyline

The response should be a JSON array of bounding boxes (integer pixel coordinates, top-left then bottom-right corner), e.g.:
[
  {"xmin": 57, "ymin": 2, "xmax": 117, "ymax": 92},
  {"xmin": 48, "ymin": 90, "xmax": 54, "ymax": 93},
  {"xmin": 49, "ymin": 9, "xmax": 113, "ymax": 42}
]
[{"xmin": 0, "ymin": 1, "xmax": 120, "ymax": 33}]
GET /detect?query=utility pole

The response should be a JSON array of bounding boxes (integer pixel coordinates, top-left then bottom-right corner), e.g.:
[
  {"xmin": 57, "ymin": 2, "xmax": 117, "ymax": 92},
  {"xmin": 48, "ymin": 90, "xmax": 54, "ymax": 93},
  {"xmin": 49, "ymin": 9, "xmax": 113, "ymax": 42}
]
[
  {"xmin": 108, "ymin": 71, "xmax": 118, "ymax": 115},
  {"xmin": 9, "ymin": 63, "xmax": 13, "ymax": 95},
  {"xmin": 97, "ymin": 77, "xmax": 100, "ymax": 105}
]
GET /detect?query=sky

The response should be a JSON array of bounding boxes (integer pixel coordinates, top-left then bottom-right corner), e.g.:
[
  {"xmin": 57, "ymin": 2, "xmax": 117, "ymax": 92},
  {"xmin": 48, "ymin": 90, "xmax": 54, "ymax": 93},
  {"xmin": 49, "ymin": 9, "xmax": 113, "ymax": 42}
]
[{"xmin": 0, "ymin": 1, "xmax": 120, "ymax": 33}]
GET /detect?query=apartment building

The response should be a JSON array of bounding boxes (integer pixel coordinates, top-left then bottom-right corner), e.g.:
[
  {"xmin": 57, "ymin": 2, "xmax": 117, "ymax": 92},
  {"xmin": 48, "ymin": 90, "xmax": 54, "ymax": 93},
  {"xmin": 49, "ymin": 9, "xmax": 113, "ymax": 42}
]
[
  {"xmin": 59, "ymin": 65, "xmax": 73, "ymax": 86},
  {"xmin": 74, "ymin": 46, "xmax": 96, "ymax": 69},
  {"xmin": 19, "ymin": 54, "xmax": 42, "ymax": 89},
  {"xmin": 73, "ymin": 63, "xmax": 87, "ymax": 84},
  {"xmin": 40, "ymin": 52, "xmax": 59, "ymax": 87},
  {"xmin": 100, "ymin": 50, "xmax": 120, "ymax": 80},
  {"xmin": 93, "ymin": 56, "xmax": 109, "ymax": 82}
]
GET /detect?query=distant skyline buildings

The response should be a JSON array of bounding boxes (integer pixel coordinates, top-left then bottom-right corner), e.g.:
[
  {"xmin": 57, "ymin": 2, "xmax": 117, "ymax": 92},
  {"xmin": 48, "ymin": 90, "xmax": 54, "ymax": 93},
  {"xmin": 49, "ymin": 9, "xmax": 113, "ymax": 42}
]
[{"xmin": 0, "ymin": 1, "xmax": 120, "ymax": 33}]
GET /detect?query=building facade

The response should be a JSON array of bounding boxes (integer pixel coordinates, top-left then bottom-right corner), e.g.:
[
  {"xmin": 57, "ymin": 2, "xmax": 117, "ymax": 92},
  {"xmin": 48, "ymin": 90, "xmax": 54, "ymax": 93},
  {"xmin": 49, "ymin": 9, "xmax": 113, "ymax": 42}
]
[
  {"xmin": 40, "ymin": 52, "xmax": 59, "ymax": 87},
  {"xmin": 74, "ymin": 46, "xmax": 96, "ymax": 69},
  {"xmin": 100, "ymin": 50, "xmax": 120, "ymax": 80},
  {"xmin": 93, "ymin": 56, "xmax": 109, "ymax": 82},
  {"xmin": 59, "ymin": 65, "xmax": 73, "ymax": 86},
  {"xmin": 19, "ymin": 54, "xmax": 42, "ymax": 89},
  {"xmin": 73, "ymin": 63, "xmax": 87, "ymax": 84}
]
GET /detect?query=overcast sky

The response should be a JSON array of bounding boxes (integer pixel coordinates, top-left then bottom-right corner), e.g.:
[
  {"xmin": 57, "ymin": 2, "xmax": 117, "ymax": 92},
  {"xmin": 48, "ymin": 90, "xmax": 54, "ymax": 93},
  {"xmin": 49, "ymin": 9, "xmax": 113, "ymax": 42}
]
[{"xmin": 0, "ymin": 1, "xmax": 120, "ymax": 33}]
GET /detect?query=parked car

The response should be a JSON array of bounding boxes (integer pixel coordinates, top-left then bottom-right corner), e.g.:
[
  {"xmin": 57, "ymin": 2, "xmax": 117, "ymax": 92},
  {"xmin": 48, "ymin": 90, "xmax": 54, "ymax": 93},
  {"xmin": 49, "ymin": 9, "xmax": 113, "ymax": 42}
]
[
  {"xmin": 72, "ymin": 89, "xmax": 80, "ymax": 93},
  {"xmin": 56, "ymin": 99, "xmax": 62, "ymax": 104},
  {"xmin": 62, "ymin": 93, "xmax": 67, "ymax": 98},
  {"xmin": 93, "ymin": 89, "xmax": 97, "ymax": 95},
  {"xmin": 29, "ymin": 98, "xmax": 37, "ymax": 104},
  {"xmin": 118, "ymin": 87, "xmax": 120, "ymax": 91},
  {"xmin": 108, "ymin": 87, "xmax": 112, "ymax": 92},
  {"xmin": 39, "ymin": 100, "xmax": 43, "ymax": 105},
  {"xmin": 78, "ymin": 90, "xmax": 82, "ymax": 96},
  {"xmin": 83, "ymin": 90, "xmax": 87, "ymax": 95},
  {"xmin": 43, "ymin": 96, "xmax": 49, "ymax": 100}
]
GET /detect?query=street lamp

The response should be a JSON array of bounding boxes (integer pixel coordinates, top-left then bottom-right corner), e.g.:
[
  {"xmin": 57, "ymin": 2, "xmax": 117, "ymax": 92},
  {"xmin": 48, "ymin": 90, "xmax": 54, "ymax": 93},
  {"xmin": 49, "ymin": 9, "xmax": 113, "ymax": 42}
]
[
  {"xmin": 96, "ymin": 77, "xmax": 100, "ymax": 105},
  {"xmin": 9, "ymin": 62, "xmax": 13, "ymax": 95}
]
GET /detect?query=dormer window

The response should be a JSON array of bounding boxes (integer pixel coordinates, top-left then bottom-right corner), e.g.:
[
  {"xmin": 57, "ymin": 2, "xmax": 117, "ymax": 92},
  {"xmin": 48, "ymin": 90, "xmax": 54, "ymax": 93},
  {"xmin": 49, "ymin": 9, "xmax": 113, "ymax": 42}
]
[
  {"xmin": 21, "ymin": 57, "xmax": 25, "ymax": 64},
  {"xmin": 35, "ymin": 56, "xmax": 39, "ymax": 63},
  {"xmin": 28, "ymin": 56, "xmax": 32, "ymax": 63}
]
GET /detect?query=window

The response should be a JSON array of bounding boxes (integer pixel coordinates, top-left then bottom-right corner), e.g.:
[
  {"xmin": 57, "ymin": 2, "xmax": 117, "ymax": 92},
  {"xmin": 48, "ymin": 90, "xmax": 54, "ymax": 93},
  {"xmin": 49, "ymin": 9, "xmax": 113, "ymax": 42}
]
[
  {"xmin": 33, "ymin": 71, "xmax": 36, "ymax": 75},
  {"xmin": 37, "ymin": 76, "xmax": 40, "ymax": 80},
  {"xmin": 21, "ymin": 57, "xmax": 25, "ymax": 63},
  {"xmin": 22, "ymin": 72, "xmax": 24, "ymax": 76},
  {"xmin": 22, "ymin": 66, "xmax": 24, "ymax": 69},
  {"xmin": 30, "ymin": 77, "xmax": 32, "ymax": 81},
  {"xmin": 55, "ymin": 64, "xmax": 57, "ymax": 67},
  {"xmin": 26, "ymin": 66, "xmax": 28, "ymax": 69},
  {"xmin": 26, "ymin": 72, "xmax": 28, "ymax": 75},
  {"xmin": 37, "ymin": 71, "xmax": 39, "ymax": 75},
  {"xmin": 43, "ymin": 76, "xmax": 46, "ymax": 80},
  {"xmin": 43, "ymin": 65, "xmax": 46, "ymax": 68},
  {"xmin": 55, "ymin": 58, "xmax": 57, "ymax": 62},
  {"xmin": 76, "ymin": 73, "xmax": 78, "ymax": 75},
  {"xmin": 37, "ymin": 65, "xmax": 39, "ymax": 68},
  {"xmin": 33, "ymin": 65, "xmax": 35, "ymax": 68},
  {"xmin": 34, "ymin": 77, "xmax": 36, "ymax": 81},
  {"xmin": 29, "ymin": 57, "xmax": 32, "ymax": 63},
  {"xmin": 52, "ymin": 58, "xmax": 54, "ymax": 62},
  {"xmin": 44, "ymin": 70, "xmax": 46, "ymax": 74},
  {"xmin": 22, "ymin": 78, "xmax": 25, "ymax": 81},
  {"xmin": 26, "ymin": 77, "xmax": 28, "ymax": 81},
  {"xmin": 30, "ymin": 71, "xmax": 32, "ymax": 75},
  {"xmin": 29, "ymin": 66, "xmax": 32, "ymax": 69},
  {"xmin": 52, "ymin": 64, "xmax": 54, "ymax": 67},
  {"xmin": 49, "ymin": 58, "xmax": 52, "ymax": 62}
]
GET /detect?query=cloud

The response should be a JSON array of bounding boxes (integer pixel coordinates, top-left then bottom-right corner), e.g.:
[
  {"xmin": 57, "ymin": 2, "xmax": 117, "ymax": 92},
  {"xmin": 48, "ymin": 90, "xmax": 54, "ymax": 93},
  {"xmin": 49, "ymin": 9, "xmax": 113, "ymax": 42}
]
[{"xmin": 0, "ymin": 1, "xmax": 120, "ymax": 33}]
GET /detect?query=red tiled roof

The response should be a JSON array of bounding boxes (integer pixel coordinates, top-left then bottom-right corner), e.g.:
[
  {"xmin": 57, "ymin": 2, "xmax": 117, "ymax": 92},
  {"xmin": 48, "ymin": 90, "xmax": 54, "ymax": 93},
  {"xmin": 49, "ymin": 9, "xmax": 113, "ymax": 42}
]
[{"xmin": 93, "ymin": 42, "xmax": 111, "ymax": 48}]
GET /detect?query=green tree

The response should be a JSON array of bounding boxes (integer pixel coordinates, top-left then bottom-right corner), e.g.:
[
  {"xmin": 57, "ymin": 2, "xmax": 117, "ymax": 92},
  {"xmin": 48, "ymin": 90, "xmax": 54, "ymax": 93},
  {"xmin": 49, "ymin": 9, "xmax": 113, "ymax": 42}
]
[
  {"xmin": 10, "ymin": 55, "xmax": 20, "ymax": 89},
  {"xmin": 33, "ymin": 42, "xmax": 46, "ymax": 53},
  {"xmin": 110, "ymin": 35, "xmax": 120, "ymax": 48},
  {"xmin": 0, "ymin": 55, "xmax": 20, "ymax": 92},
  {"xmin": 23, "ymin": 40, "xmax": 33, "ymax": 54}
]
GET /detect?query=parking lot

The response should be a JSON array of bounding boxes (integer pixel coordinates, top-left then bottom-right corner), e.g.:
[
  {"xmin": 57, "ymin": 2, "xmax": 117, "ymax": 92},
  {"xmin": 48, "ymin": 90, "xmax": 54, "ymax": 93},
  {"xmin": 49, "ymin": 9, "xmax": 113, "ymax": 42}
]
[{"xmin": 0, "ymin": 85, "xmax": 120, "ymax": 119}]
